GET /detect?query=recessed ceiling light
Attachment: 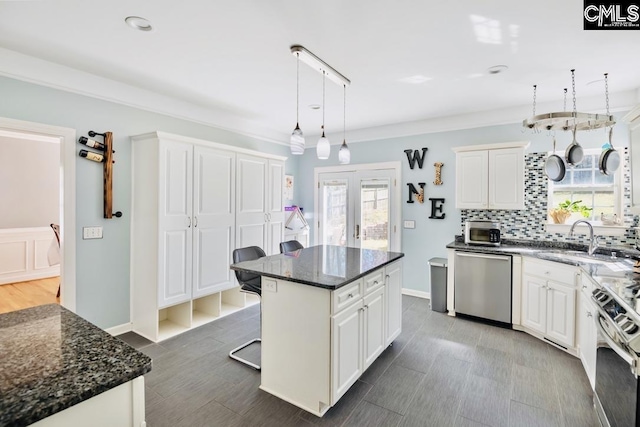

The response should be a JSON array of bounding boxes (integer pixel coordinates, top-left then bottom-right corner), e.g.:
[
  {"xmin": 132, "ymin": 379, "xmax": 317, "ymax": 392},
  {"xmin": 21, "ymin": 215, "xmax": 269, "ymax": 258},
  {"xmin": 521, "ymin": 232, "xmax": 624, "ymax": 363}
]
[
  {"xmin": 125, "ymin": 16, "xmax": 153, "ymax": 32},
  {"xmin": 309, "ymin": 104, "xmax": 321, "ymax": 110},
  {"xmin": 487, "ymin": 65, "xmax": 508, "ymax": 75}
]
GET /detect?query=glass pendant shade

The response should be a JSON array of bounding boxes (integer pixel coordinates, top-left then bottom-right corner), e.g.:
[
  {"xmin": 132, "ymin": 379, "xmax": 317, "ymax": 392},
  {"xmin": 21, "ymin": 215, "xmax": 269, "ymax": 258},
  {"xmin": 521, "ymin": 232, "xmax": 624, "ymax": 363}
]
[
  {"xmin": 339, "ymin": 140, "xmax": 350, "ymax": 164},
  {"xmin": 316, "ymin": 132, "xmax": 330, "ymax": 159},
  {"xmin": 290, "ymin": 124, "xmax": 305, "ymax": 155}
]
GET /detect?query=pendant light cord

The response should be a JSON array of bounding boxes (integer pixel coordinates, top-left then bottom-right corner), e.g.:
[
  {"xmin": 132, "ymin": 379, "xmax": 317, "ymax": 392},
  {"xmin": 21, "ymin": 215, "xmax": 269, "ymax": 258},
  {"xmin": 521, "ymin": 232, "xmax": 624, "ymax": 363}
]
[
  {"xmin": 322, "ymin": 71, "xmax": 326, "ymax": 135},
  {"xmin": 343, "ymin": 84, "xmax": 346, "ymax": 140},
  {"xmin": 296, "ymin": 52, "xmax": 300, "ymax": 125}
]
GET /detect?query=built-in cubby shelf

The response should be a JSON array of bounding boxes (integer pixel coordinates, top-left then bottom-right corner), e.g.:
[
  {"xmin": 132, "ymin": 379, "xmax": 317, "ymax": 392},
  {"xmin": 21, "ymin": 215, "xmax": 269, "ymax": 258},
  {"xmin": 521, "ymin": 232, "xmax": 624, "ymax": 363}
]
[{"xmin": 153, "ymin": 285, "xmax": 259, "ymax": 342}]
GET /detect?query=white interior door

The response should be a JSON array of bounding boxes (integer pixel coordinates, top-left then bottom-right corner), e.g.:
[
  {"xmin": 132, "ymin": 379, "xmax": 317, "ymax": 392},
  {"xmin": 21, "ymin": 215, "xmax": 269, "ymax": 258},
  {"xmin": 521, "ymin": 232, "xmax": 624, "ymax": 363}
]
[{"xmin": 317, "ymin": 166, "xmax": 399, "ymax": 251}]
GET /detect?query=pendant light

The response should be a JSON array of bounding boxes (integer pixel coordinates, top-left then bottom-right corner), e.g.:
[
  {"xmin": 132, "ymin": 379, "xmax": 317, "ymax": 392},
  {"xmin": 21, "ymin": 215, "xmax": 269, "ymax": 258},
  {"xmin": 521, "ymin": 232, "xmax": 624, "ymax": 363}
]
[
  {"xmin": 339, "ymin": 84, "xmax": 350, "ymax": 164},
  {"xmin": 290, "ymin": 52, "xmax": 305, "ymax": 155},
  {"xmin": 316, "ymin": 71, "xmax": 331, "ymax": 160}
]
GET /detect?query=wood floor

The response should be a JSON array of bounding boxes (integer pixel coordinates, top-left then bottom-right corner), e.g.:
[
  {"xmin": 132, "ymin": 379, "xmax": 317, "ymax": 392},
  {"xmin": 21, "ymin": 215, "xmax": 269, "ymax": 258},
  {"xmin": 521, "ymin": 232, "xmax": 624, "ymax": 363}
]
[{"xmin": 0, "ymin": 277, "xmax": 60, "ymax": 314}]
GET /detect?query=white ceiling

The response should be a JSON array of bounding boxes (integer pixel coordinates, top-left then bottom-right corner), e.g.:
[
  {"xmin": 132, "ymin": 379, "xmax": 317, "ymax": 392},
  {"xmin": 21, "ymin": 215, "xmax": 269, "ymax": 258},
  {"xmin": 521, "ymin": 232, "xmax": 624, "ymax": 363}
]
[{"xmin": 1, "ymin": 0, "xmax": 639, "ymax": 145}]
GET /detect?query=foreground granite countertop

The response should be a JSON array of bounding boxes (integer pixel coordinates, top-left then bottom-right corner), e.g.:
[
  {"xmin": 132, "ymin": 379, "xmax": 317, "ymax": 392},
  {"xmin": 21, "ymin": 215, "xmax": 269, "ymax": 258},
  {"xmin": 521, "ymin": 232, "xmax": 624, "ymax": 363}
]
[
  {"xmin": 0, "ymin": 304, "xmax": 152, "ymax": 427},
  {"xmin": 231, "ymin": 245, "xmax": 405, "ymax": 289}
]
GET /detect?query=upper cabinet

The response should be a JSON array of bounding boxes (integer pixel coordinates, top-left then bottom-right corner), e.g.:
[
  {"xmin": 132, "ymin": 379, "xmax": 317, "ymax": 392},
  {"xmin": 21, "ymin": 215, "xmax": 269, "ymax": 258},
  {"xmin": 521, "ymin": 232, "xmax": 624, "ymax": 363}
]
[
  {"xmin": 453, "ymin": 142, "xmax": 529, "ymax": 210},
  {"xmin": 623, "ymin": 106, "xmax": 640, "ymax": 212}
]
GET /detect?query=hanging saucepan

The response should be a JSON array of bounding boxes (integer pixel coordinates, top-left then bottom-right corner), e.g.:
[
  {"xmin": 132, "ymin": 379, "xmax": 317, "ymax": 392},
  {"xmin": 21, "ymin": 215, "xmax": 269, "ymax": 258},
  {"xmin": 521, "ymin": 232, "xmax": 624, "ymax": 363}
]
[
  {"xmin": 545, "ymin": 137, "xmax": 566, "ymax": 182},
  {"xmin": 565, "ymin": 126, "xmax": 584, "ymax": 166},
  {"xmin": 599, "ymin": 127, "xmax": 620, "ymax": 175}
]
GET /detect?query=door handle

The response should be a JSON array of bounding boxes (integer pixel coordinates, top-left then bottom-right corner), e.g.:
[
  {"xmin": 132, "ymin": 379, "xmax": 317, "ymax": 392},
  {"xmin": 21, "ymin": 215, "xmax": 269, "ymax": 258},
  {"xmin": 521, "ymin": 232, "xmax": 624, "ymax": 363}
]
[
  {"xmin": 187, "ymin": 217, "xmax": 191, "ymax": 228},
  {"xmin": 355, "ymin": 224, "xmax": 360, "ymax": 239},
  {"xmin": 194, "ymin": 216, "xmax": 198, "ymax": 227}
]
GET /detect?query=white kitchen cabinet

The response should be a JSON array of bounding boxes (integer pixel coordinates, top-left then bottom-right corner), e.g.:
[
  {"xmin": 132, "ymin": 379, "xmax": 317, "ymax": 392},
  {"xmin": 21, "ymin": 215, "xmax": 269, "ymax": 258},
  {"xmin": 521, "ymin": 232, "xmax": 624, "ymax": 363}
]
[
  {"xmin": 578, "ymin": 275, "xmax": 597, "ymax": 389},
  {"xmin": 236, "ymin": 153, "xmax": 285, "ymax": 255},
  {"xmin": 521, "ymin": 257, "xmax": 579, "ymax": 349},
  {"xmin": 331, "ymin": 298, "xmax": 363, "ymax": 403},
  {"xmin": 385, "ymin": 260, "xmax": 402, "ymax": 345},
  {"xmin": 131, "ymin": 132, "xmax": 286, "ymax": 342},
  {"xmin": 453, "ymin": 142, "xmax": 528, "ymax": 210}
]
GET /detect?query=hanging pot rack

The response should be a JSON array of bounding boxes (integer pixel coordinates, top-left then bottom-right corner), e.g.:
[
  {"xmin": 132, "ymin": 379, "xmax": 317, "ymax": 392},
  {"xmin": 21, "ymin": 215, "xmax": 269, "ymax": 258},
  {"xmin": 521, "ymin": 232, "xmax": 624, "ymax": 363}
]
[{"xmin": 522, "ymin": 69, "xmax": 616, "ymax": 132}]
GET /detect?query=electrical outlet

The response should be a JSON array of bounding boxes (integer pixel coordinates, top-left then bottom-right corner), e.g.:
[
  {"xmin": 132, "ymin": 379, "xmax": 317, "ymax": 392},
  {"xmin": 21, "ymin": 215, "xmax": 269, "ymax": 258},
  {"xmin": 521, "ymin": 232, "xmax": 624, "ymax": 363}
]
[
  {"xmin": 403, "ymin": 220, "xmax": 416, "ymax": 229},
  {"xmin": 83, "ymin": 226, "xmax": 103, "ymax": 239},
  {"xmin": 263, "ymin": 280, "xmax": 277, "ymax": 292}
]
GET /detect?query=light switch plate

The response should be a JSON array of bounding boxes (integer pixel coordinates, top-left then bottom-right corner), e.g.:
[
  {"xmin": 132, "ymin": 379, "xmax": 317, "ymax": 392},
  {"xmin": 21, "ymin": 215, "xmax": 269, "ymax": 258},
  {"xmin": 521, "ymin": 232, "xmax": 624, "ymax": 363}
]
[
  {"xmin": 403, "ymin": 220, "xmax": 416, "ymax": 229},
  {"xmin": 83, "ymin": 226, "xmax": 103, "ymax": 239}
]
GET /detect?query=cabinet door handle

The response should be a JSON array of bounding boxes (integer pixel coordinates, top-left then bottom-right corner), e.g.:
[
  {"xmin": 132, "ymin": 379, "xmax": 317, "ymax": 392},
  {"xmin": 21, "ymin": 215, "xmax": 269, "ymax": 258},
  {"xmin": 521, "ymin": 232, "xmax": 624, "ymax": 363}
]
[
  {"xmin": 268, "ymin": 213, "xmax": 272, "ymax": 221},
  {"xmin": 582, "ymin": 285, "xmax": 587, "ymax": 290},
  {"xmin": 355, "ymin": 224, "xmax": 360, "ymax": 239},
  {"xmin": 587, "ymin": 311, "xmax": 593, "ymax": 318},
  {"xmin": 373, "ymin": 281, "xmax": 378, "ymax": 286},
  {"xmin": 194, "ymin": 216, "xmax": 198, "ymax": 227},
  {"xmin": 348, "ymin": 293, "xmax": 353, "ymax": 298},
  {"xmin": 187, "ymin": 217, "xmax": 191, "ymax": 228}
]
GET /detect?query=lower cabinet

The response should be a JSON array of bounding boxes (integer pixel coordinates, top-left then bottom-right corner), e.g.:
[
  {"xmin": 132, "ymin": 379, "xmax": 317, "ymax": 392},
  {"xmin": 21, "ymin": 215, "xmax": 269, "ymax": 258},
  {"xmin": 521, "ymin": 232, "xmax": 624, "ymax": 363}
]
[
  {"xmin": 521, "ymin": 258, "xmax": 578, "ymax": 349},
  {"xmin": 578, "ymin": 275, "xmax": 597, "ymax": 389}
]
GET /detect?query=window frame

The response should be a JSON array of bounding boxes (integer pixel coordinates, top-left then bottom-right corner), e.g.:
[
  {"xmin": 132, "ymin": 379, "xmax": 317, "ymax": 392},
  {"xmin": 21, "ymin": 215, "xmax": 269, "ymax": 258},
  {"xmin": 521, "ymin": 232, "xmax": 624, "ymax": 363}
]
[{"xmin": 546, "ymin": 148, "xmax": 624, "ymax": 232}]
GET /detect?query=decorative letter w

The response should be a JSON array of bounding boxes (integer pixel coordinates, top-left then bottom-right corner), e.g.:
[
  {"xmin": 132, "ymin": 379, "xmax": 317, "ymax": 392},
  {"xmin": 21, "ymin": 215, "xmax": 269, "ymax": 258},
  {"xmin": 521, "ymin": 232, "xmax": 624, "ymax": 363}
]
[{"xmin": 404, "ymin": 148, "xmax": 428, "ymax": 169}]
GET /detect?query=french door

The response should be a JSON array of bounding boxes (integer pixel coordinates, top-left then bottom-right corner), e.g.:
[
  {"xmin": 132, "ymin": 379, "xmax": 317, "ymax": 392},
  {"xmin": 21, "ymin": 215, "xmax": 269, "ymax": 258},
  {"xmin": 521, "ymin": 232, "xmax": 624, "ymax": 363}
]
[{"xmin": 316, "ymin": 164, "xmax": 400, "ymax": 251}]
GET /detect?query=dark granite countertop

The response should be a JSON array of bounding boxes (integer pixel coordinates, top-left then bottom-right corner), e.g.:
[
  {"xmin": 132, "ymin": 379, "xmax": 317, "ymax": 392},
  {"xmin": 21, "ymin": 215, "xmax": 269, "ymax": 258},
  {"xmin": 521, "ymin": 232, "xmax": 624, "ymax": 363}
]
[
  {"xmin": 230, "ymin": 245, "xmax": 405, "ymax": 290},
  {"xmin": 0, "ymin": 304, "xmax": 152, "ymax": 427}
]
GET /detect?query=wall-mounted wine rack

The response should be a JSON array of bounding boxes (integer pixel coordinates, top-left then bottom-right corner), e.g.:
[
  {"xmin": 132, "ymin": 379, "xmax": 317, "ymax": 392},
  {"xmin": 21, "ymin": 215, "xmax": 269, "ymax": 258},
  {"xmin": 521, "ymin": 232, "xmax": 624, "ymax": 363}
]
[{"xmin": 78, "ymin": 130, "xmax": 122, "ymax": 219}]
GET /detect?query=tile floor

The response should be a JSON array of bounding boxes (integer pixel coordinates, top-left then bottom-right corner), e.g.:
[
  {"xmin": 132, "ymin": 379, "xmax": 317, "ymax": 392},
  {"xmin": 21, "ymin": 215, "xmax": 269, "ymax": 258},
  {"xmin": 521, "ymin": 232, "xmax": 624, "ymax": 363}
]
[{"xmin": 117, "ymin": 295, "xmax": 599, "ymax": 427}]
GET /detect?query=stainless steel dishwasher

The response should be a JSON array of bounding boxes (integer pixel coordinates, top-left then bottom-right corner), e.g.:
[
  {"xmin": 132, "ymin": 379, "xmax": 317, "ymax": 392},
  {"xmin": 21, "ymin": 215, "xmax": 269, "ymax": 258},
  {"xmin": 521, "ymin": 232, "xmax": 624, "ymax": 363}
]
[{"xmin": 454, "ymin": 251, "xmax": 512, "ymax": 324}]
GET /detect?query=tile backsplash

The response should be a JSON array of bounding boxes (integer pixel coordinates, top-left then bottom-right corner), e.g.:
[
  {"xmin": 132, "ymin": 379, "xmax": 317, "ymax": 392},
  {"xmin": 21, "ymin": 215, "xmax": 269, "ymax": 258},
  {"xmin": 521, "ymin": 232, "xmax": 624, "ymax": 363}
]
[{"xmin": 461, "ymin": 148, "xmax": 637, "ymax": 248}]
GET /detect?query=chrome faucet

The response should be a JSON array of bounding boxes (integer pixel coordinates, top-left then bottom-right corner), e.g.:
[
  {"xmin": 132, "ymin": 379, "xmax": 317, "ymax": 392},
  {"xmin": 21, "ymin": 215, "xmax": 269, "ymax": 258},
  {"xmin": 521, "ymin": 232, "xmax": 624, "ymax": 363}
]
[{"xmin": 569, "ymin": 220, "xmax": 599, "ymax": 256}]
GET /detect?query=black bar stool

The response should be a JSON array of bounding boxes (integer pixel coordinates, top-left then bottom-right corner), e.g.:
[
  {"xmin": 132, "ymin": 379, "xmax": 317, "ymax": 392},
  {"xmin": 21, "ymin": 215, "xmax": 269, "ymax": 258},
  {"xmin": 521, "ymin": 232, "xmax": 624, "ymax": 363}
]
[
  {"xmin": 279, "ymin": 240, "xmax": 304, "ymax": 253},
  {"xmin": 229, "ymin": 246, "xmax": 266, "ymax": 371}
]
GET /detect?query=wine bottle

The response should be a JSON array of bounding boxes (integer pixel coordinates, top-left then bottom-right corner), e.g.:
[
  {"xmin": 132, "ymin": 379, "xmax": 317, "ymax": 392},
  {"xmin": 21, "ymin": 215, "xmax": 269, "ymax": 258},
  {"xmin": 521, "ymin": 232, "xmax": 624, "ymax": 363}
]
[
  {"xmin": 79, "ymin": 149, "xmax": 104, "ymax": 163},
  {"xmin": 79, "ymin": 136, "xmax": 105, "ymax": 151}
]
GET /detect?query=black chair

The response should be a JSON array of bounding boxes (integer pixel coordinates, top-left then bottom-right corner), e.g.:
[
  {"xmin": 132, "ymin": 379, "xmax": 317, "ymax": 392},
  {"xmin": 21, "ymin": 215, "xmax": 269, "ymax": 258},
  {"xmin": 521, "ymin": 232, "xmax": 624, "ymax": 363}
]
[
  {"xmin": 229, "ymin": 246, "xmax": 266, "ymax": 370},
  {"xmin": 279, "ymin": 240, "xmax": 304, "ymax": 254}
]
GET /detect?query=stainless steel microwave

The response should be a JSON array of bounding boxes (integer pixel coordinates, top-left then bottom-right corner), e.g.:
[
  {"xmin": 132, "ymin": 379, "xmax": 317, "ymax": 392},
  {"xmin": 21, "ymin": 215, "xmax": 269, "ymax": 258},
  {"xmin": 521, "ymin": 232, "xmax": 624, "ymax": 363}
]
[{"xmin": 465, "ymin": 220, "xmax": 501, "ymax": 246}]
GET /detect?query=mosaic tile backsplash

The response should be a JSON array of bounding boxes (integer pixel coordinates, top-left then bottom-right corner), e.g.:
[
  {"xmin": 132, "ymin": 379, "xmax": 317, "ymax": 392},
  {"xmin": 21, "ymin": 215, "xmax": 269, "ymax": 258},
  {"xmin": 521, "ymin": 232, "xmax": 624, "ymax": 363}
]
[{"xmin": 461, "ymin": 148, "xmax": 638, "ymax": 248}]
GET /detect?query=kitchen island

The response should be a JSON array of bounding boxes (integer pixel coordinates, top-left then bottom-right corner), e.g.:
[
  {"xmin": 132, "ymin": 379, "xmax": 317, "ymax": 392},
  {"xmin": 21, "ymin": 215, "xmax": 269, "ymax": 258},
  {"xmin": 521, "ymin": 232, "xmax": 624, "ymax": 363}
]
[
  {"xmin": 0, "ymin": 304, "xmax": 151, "ymax": 427},
  {"xmin": 231, "ymin": 245, "xmax": 404, "ymax": 416}
]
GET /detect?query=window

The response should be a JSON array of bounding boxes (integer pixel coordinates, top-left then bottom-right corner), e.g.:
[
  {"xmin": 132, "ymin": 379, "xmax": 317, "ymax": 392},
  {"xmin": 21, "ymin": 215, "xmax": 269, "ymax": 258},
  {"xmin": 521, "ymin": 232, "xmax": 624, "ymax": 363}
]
[{"xmin": 548, "ymin": 149, "xmax": 622, "ymax": 225}]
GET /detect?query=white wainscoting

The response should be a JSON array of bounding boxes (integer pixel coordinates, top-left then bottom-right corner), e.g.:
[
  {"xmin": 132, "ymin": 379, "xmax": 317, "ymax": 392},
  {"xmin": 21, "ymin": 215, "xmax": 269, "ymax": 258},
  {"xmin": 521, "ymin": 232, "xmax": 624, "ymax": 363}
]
[{"xmin": 0, "ymin": 227, "xmax": 59, "ymax": 285}]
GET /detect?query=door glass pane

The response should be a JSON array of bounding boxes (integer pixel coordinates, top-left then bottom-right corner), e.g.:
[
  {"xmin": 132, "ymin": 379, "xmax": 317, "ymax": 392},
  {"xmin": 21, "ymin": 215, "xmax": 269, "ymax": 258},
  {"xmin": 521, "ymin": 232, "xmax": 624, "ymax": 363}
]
[
  {"xmin": 360, "ymin": 180, "xmax": 389, "ymax": 251},
  {"xmin": 322, "ymin": 181, "xmax": 348, "ymax": 246}
]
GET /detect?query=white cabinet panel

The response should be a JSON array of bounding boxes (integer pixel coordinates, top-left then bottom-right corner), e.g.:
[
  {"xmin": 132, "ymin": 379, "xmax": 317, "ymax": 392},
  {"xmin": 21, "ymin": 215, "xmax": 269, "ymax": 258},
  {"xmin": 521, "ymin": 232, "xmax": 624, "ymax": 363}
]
[
  {"xmin": 162, "ymin": 142, "xmax": 192, "ymax": 217},
  {"xmin": 238, "ymin": 223, "xmax": 267, "ymax": 250},
  {"xmin": 193, "ymin": 226, "xmax": 233, "ymax": 297},
  {"xmin": 455, "ymin": 150, "xmax": 488, "ymax": 209},
  {"xmin": 489, "ymin": 148, "xmax": 524, "ymax": 209},
  {"xmin": 363, "ymin": 287, "xmax": 385, "ymax": 370},
  {"xmin": 161, "ymin": 229, "xmax": 191, "ymax": 307},
  {"xmin": 521, "ymin": 274, "xmax": 547, "ymax": 335},
  {"xmin": 385, "ymin": 261, "xmax": 402, "ymax": 346},
  {"xmin": 331, "ymin": 299, "xmax": 363, "ymax": 403},
  {"xmin": 578, "ymin": 291, "xmax": 597, "ymax": 389},
  {"xmin": 269, "ymin": 161, "xmax": 284, "ymax": 215},
  {"xmin": 237, "ymin": 156, "xmax": 267, "ymax": 214},
  {"xmin": 547, "ymin": 282, "xmax": 576, "ymax": 348}
]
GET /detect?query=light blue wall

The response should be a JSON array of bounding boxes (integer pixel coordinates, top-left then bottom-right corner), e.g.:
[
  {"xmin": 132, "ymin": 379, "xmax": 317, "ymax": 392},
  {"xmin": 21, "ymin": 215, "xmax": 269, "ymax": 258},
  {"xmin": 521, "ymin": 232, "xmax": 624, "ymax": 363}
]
[
  {"xmin": 0, "ymin": 76, "xmax": 294, "ymax": 328},
  {"xmin": 295, "ymin": 122, "xmax": 630, "ymax": 294}
]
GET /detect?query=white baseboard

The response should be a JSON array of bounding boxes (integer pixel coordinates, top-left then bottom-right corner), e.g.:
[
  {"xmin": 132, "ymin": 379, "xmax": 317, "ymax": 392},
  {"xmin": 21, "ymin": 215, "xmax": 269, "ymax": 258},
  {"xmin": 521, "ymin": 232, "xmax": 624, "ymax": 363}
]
[
  {"xmin": 402, "ymin": 288, "xmax": 431, "ymax": 300},
  {"xmin": 104, "ymin": 323, "xmax": 132, "ymax": 336}
]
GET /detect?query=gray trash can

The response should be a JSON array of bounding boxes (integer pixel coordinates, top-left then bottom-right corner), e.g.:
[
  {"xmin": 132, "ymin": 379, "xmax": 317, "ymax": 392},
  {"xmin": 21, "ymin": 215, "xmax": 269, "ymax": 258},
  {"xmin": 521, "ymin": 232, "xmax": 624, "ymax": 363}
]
[{"xmin": 428, "ymin": 257, "xmax": 448, "ymax": 313}]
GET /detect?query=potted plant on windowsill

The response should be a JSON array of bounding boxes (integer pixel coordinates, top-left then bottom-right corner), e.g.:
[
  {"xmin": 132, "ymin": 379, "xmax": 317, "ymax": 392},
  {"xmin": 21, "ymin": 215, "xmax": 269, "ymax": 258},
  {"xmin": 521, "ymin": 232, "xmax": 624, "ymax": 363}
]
[{"xmin": 549, "ymin": 200, "xmax": 593, "ymax": 224}]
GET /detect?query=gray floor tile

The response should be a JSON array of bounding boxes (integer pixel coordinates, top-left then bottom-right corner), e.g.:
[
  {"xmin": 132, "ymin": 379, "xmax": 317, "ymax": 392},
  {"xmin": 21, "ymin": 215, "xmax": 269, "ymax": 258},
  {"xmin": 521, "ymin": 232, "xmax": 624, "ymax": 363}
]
[
  {"xmin": 116, "ymin": 331, "xmax": 154, "ymax": 349},
  {"xmin": 419, "ymin": 311, "xmax": 454, "ymax": 337},
  {"xmin": 175, "ymin": 399, "xmax": 242, "ymax": 427},
  {"xmin": 393, "ymin": 334, "xmax": 441, "ymax": 373},
  {"xmin": 364, "ymin": 364, "xmax": 425, "ymax": 415},
  {"xmin": 238, "ymin": 393, "xmax": 306, "ymax": 427},
  {"xmin": 359, "ymin": 345, "xmax": 399, "ymax": 385},
  {"xmin": 509, "ymin": 400, "xmax": 564, "ymax": 427},
  {"xmin": 454, "ymin": 416, "xmax": 491, "ymax": 427},
  {"xmin": 343, "ymin": 400, "xmax": 403, "ymax": 427},
  {"xmin": 299, "ymin": 380, "xmax": 372, "ymax": 426},
  {"xmin": 471, "ymin": 345, "xmax": 513, "ymax": 385},
  {"xmin": 512, "ymin": 335, "xmax": 551, "ymax": 372},
  {"xmin": 145, "ymin": 386, "xmax": 164, "ymax": 413},
  {"xmin": 458, "ymin": 374, "xmax": 510, "ymax": 427},
  {"xmin": 213, "ymin": 371, "xmax": 268, "ymax": 415},
  {"xmin": 478, "ymin": 326, "xmax": 515, "ymax": 354},
  {"xmin": 511, "ymin": 364, "xmax": 561, "ymax": 413},
  {"xmin": 400, "ymin": 354, "xmax": 470, "ymax": 427},
  {"xmin": 138, "ymin": 343, "xmax": 169, "ymax": 360}
]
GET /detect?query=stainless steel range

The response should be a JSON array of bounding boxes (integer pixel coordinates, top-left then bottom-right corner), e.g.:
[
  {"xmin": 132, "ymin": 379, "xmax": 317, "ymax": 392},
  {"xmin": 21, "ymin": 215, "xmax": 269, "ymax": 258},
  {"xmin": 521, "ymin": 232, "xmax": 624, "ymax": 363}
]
[{"xmin": 592, "ymin": 279, "xmax": 640, "ymax": 427}]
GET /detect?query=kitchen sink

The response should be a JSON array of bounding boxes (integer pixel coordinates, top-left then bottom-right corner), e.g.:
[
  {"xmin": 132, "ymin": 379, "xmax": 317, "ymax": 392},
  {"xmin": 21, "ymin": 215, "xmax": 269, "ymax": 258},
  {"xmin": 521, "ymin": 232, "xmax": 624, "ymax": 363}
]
[{"xmin": 539, "ymin": 250, "xmax": 620, "ymax": 264}]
